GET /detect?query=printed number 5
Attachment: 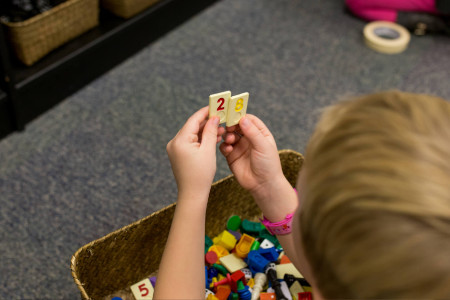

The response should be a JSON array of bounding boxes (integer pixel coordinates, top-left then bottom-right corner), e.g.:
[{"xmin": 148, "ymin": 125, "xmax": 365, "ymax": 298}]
[
  {"xmin": 217, "ymin": 98, "xmax": 225, "ymax": 111},
  {"xmin": 138, "ymin": 283, "xmax": 149, "ymax": 296},
  {"xmin": 235, "ymin": 98, "xmax": 244, "ymax": 112}
]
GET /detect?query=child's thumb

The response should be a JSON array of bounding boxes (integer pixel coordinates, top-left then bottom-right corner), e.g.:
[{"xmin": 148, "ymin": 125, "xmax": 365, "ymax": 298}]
[
  {"xmin": 201, "ymin": 117, "xmax": 219, "ymax": 148},
  {"xmin": 239, "ymin": 116, "xmax": 268, "ymax": 152}
]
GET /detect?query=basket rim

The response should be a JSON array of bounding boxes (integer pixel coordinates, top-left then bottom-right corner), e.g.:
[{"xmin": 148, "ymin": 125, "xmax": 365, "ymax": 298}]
[
  {"xmin": 70, "ymin": 148, "xmax": 302, "ymax": 299},
  {"xmin": 1, "ymin": 0, "xmax": 94, "ymax": 28}
]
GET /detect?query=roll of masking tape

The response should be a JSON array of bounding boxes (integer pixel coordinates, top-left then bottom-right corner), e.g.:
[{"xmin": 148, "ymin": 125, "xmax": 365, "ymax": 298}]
[{"xmin": 363, "ymin": 21, "xmax": 411, "ymax": 54}]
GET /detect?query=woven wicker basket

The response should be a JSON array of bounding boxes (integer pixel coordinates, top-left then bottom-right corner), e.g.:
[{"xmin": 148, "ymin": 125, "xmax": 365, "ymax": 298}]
[
  {"xmin": 70, "ymin": 149, "xmax": 304, "ymax": 299},
  {"xmin": 1, "ymin": 0, "xmax": 99, "ymax": 66},
  {"xmin": 101, "ymin": 0, "xmax": 160, "ymax": 19}
]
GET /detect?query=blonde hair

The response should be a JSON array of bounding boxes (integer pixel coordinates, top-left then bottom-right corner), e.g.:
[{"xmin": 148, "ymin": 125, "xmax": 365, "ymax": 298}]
[{"xmin": 300, "ymin": 91, "xmax": 450, "ymax": 298}]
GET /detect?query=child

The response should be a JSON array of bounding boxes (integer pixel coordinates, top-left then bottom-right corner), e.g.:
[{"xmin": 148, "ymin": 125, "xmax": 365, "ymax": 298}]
[{"xmin": 154, "ymin": 91, "xmax": 450, "ymax": 299}]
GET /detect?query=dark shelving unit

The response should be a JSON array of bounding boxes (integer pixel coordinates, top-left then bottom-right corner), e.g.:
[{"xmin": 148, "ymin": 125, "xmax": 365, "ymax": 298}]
[{"xmin": 0, "ymin": 0, "xmax": 219, "ymax": 139}]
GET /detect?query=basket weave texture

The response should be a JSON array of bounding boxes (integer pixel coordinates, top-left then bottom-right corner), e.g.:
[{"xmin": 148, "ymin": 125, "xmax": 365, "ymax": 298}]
[
  {"xmin": 70, "ymin": 149, "xmax": 304, "ymax": 299},
  {"xmin": 2, "ymin": 0, "xmax": 99, "ymax": 66},
  {"xmin": 101, "ymin": 0, "xmax": 160, "ymax": 19}
]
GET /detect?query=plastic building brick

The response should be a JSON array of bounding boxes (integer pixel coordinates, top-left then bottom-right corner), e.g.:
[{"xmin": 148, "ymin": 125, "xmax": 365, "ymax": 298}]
[
  {"xmin": 260, "ymin": 293, "xmax": 276, "ymax": 300},
  {"xmin": 213, "ymin": 263, "xmax": 229, "ymax": 276},
  {"xmin": 247, "ymin": 278, "xmax": 255, "ymax": 288},
  {"xmin": 227, "ymin": 230, "xmax": 242, "ymax": 241},
  {"xmin": 206, "ymin": 235, "xmax": 214, "ymax": 254},
  {"xmin": 260, "ymin": 239, "xmax": 275, "ymax": 249},
  {"xmin": 259, "ymin": 231, "xmax": 280, "ymax": 247},
  {"xmin": 220, "ymin": 253, "xmax": 248, "ymax": 273},
  {"xmin": 240, "ymin": 219, "xmax": 261, "ymax": 235},
  {"xmin": 227, "ymin": 215, "xmax": 242, "ymax": 231},
  {"xmin": 206, "ymin": 266, "xmax": 212, "ymax": 288},
  {"xmin": 215, "ymin": 285, "xmax": 231, "ymax": 300},
  {"xmin": 280, "ymin": 254, "xmax": 291, "ymax": 264},
  {"xmin": 258, "ymin": 247, "xmax": 279, "ymax": 262},
  {"xmin": 209, "ymin": 245, "xmax": 230, "ymax": 261},
  {"xmin": 208, "ymin": 266, "xmax": 219, "ymax": 279},
  {"xmin": 207, "ymin": 294, "xmax": 219, "ymax": 300},
  {"xmin": 246, "ymin": 250, "xmax": 270, "ymax": 274},
  {"xmin": 289, "ymin": 281, "xmax": 305, "ymax": 300},
  {"xmin": 206, "ymin": 251, "xmax": 219, "ymax": 265},
  {"xmin": 206, "ymin": 289, "xmax": 215, "ymax": 298},
  {"xmin": 276, "ymin": 263, "xmax": 303, "ymax": 279},
  {"xmin": 298, "ymin": 292, "xmax": 312, "ymax": 300},
  {"xmin": 213, "ymin": 230, "xmax": 237, "ymax": 251},
  {"xmin": 250, "ymin": 240, "xmax": 260, "ymax": 251},
  {"xmin": 230, "ymin": 270, "xmax": 247, "ymax": 286},
  {"xmin": 149, "ymin": 276, "xmax": 157, "ymax": 287},
  {"xmin": 235, "ymin": 234, "xmax": 255, "ymax": 258}
]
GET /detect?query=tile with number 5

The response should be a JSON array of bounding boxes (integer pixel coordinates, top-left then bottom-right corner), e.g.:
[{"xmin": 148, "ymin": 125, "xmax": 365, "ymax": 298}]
[
  {"xmin": 131, "ymin": 278, "xmax": 154, "ymax": 299},
  {"xmin": 209, "ymin": 91, "xmax": 231, "ymax": 124},
  {"xmin": 226, "ymin": 92, "xmax": 249, "ymax": 127}
]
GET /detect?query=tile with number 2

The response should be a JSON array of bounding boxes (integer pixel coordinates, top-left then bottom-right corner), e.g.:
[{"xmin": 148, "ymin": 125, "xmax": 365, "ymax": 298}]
[
  {"xmin": 209, "ymin": 91, "xmax": 231, "ymax": 124},
  {"xmin": 209, "ymin": 91, "xmax": 249, "ymax": 126}
]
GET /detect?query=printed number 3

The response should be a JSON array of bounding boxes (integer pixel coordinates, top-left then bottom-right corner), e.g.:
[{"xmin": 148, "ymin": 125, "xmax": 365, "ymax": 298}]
[
  {"xmin": 235, "ymin": 98, "xmax": 244, "ymax": 112},
  {"xmin": 138, "ymin": 283, "xmax": 149, "ymax": 296},
  {"xmin": 217, "ymin": 98, "xmax": 225, "ymax": 111}
]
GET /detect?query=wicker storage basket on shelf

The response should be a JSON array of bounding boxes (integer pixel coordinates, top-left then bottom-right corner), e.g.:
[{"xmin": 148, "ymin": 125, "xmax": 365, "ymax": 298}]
[
  {"xmin": 70, "ymin": 149, "xmax": 304, "ymax": 299},
  {"xmin": 102, "ymin": 0, "xmax": 160, "ymax": 18},
  {"xmin": 1, "ymin": 0, "xmax": 99, "ymax": 66}
]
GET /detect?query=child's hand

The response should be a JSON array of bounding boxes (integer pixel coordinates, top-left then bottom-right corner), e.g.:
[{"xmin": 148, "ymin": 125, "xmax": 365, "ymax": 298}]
[
  {"xmin": 220, "ymin": 115, "xmax": 286, "ymax": 197},
  {"xmin": 167, "ymin": 107, "xmax": 225, "ymax": 198}
]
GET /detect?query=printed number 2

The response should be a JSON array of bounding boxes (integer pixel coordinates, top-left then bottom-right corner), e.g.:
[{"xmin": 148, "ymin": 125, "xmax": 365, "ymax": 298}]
[
  {"xmin": 217, "ymin": 98, "xmax": 225, "ymax": 111},
  {"xmin": 235, "ymin": 98, "xmax": 244, "ymax": 112},
  {"xmin": 138, "ymin": 284, "xmax": 149, "ymax": 297}
]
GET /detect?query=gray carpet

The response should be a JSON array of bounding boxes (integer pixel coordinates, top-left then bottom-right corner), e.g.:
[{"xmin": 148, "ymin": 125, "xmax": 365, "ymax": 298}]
[{"xmin": 0, "ymin": 0, "xmax": 449, "ymax": 298}]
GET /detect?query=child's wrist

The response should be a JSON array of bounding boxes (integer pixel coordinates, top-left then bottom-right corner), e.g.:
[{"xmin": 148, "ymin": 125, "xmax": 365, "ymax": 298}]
[
  {"xmin": 177, "ymin": 186, "xmax": 211, "ymax": 204},
  {"xmin": 250, "ymin": 177, "xmax": 298, "ymax": 222}
]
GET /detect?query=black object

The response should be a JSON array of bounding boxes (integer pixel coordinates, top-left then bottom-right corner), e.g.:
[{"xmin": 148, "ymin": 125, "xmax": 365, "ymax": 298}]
[
  {"xmin": 284, "ymin": 273, "xmax": 311, "ymax": 288},
  {"xmin": 436, "ymin": 0, "xmax": 450, "ymax": 13},
  {"xmin": 0, "ymin": 0, "xmax": 67, "ymax": 22},
  {"xmin": 397, "ymin": 11, "xmax": 450, "ymax": 35},
  {"xmin": 265, "ymin": 263, "xmax": 288, "ymax": 300},
  {"xmin": 0, "ymin": 0, "xmax": 220, "ymax": 139}
]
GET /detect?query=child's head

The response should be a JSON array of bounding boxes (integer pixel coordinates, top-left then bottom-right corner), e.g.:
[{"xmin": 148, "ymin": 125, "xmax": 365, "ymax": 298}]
[{"xmin": 297, "ymin": 91, "xmax": 450, "ymax": 298}]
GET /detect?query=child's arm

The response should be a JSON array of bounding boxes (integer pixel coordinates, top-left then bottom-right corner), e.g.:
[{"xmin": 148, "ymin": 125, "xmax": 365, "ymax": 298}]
[
  {"xmin": 154, "ymin": 107, "xmax": 223, "ymax": 299},
  {"xmin": 219, "ymin": 115, "xmax": 301, "ymax": 273}
]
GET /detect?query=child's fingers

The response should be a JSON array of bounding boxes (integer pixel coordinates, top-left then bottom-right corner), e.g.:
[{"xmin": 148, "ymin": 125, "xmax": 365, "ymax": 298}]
[
  {"xmin": 200, "ymin": 116, "xmax": 220, "ymax": 149},
  {"xmin": 219, "ymin": 142, "xmax": 233, "ymax": 157},
  {"xmin": 245, "ymin": 114, "xmax": 273, "ymax": 138},
  {"xmin": 238, "ymin": 116, "xmax": 271, "ymax": 152},
  {"xmin": 218, "ymin": 126, "xmax": 226, "ymax": 136},
  {"xmin": 179, "ymin": 106, "xmax": 209, "ymax": 137},
  {"xmin": 224, "ymin": 132, "xmax": 241, "ymax": 145},
  {"xmin": 225, "ymin": 124, "xmax": 239, "ymax": 132}
]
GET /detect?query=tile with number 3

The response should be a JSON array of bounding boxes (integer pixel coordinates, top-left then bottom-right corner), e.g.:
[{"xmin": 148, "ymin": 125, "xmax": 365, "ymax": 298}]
[
  {"xmin": 226, "ymin": 92, "xmax": 249, "ymax": 127},
  {"xmin": 209, "ymin": 91, "xmax": 231, "ymax": 124},
  {"xmin": 131, "ymin": 278, "xmax": 154, "ymax": 299}
]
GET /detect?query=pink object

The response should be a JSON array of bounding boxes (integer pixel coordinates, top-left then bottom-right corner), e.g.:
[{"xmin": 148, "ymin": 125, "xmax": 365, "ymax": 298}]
[
  {"xmin": 261, "ymin": 213, "xmax": 294, "ymax": 236},
  {"xmin": 346, "ymin": 0, "xmax": 439, "ymax": 22}
]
